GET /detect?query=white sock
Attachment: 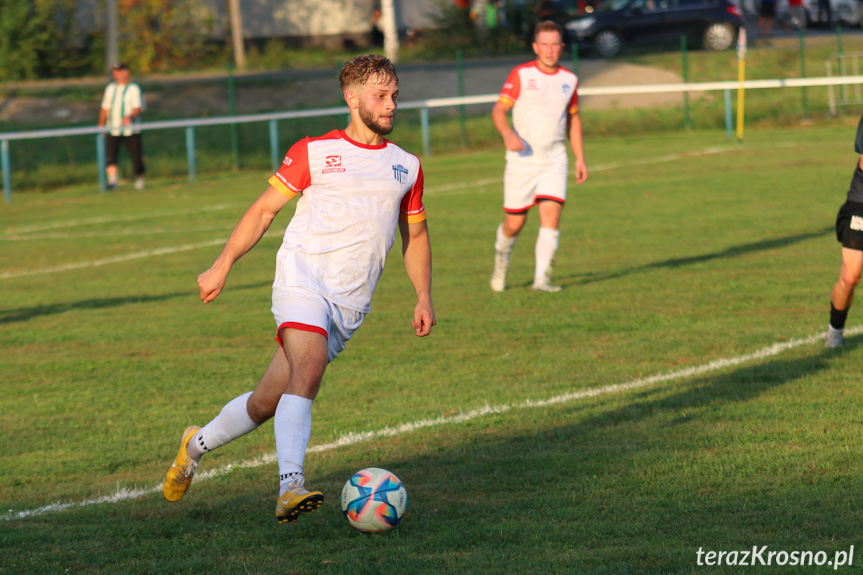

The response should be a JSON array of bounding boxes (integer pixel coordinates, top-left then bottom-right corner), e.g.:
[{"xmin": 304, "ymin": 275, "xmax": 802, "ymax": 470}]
[
  {"xmin": 187, "ymin": 391, "xmax": 259, "ymax": 460},
  {"xmin": 534, "ymin": 227, "xmax": 560, "ymax": 286},
  {"xmin": 495, "ymin": 223, "xmax": 517, "ymax": 257},
  {"xmin": 275, "ymin": 394, "xmax": 313, "ymax": 494}
]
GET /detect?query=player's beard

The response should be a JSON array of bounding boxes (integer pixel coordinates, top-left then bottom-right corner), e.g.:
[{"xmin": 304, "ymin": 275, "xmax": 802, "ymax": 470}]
[{"xmin": 359, "ymin": 102, "xmax": 394, "ymax": 136}]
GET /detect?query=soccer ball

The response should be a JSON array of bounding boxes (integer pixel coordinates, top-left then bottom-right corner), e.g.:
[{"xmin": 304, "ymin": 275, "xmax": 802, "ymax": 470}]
[{"xmin": 341, "ymin": 467, "xmax": 407, "ymax": 532}]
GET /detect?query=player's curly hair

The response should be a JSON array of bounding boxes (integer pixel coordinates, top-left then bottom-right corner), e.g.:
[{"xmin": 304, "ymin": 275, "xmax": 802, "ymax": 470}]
[
  {"xmin": 534, "ymin": 20, "xmax": 564, "ymax": 41},
  {"xmin": 339, "ymin": 54, "xmax": 399, "ymax": 94}
]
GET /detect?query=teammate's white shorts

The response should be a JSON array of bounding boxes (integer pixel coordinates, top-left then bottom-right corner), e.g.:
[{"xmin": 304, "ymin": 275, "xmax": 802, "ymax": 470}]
[
  {"xmin": 503, "ymin": 161, "xmax": 568, "ymax": 213},
  {"xmin": 272, "ymin": 285, "xmax": 365, "ymax": 363}
]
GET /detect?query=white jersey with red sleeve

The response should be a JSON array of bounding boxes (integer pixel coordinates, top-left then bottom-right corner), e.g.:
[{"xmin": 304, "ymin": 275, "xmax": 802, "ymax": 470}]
[
  {"xmin": 499, "ymin": 61, "xmax": 579, "ymax": 167},
  {"xmin": 267, "ymin": 129, "xmax": 425, "ymax": 314}
]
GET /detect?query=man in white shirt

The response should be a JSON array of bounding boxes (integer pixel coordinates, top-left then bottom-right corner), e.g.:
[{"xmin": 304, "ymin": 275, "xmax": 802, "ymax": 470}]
[
  {"xmin": 162, "ymin": 55, "xmax": 435, "ymax": 525},
  {"xmin": 490, "ymin": 21, "xmax": 588, "ymax": 293},
  {"xmin": 98, "ymin": 63, "xmax": 145, "ymax": 190}
]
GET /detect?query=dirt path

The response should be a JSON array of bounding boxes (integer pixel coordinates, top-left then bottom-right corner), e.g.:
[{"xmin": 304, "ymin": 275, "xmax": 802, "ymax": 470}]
[{"xmin": 0, "ymin": 59, "xmax": 688, "ymax": 126}]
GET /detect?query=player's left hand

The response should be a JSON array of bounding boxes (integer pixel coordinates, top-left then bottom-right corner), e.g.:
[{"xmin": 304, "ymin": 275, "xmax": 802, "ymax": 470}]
[
  {"xmin": 574, "ymin": 160, "xmax": 588, "ymax": 184},
  {"xmin": 412, "ymin": 303, "xmax": 436, "ymax": 337}
]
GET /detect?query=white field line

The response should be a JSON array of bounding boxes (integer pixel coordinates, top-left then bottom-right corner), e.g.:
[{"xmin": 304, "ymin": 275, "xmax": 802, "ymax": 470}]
[
  {"xmin": 3, "ymin": 204, "xmax": 235, "ymax": 236},
  {"xmin": 0, "ymin": 239, "xmax": 227, "ymax": 280},
  {"xmin": 423, "ymin": 141, "xmax": 801, "ymax": 197},
  {"xmin": 0, "ymin": 226, "xmax": 237, "ymax": 242},
  {"xmin": 4, "ymin": 326, "xmax": 857, "ymax": 522},
  {"xmin": 423, "ymin": 145, "xmax": 739, "ymax": 196},
  {"xmin": 0, "ymin": 231, "xmax": 284, "ymax": 280}
]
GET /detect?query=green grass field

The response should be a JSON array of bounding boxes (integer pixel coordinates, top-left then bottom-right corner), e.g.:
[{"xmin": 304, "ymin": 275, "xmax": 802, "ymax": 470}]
[{"xmin": 3, "ymin": 123, "xmax": 863, "ymax": 574}]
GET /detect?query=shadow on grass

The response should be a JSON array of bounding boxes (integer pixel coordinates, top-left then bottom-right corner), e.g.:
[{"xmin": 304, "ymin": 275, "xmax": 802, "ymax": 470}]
[
  {"xmin": 562, "ymin": 226, "xmax": 834, "ymax": 287},
  {"xmin": 0, "ymin": 281, "xmax": 272, "ymax": 325}
]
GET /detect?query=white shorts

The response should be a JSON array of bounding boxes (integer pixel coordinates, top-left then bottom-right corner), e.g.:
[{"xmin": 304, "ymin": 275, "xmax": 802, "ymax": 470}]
[
  {"xmin": 503, "ymin": 161, "xmax": 568, "ymax": 213},
  {"xmin": 272, "ymin": 285, "xmax": 365, "ymax": 363}
]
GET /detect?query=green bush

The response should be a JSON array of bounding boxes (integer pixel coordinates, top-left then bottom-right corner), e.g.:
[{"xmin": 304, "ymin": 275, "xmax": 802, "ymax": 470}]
[{"xmin": 0, "ymin": 0, "xmax": 91, "ymax": 80}]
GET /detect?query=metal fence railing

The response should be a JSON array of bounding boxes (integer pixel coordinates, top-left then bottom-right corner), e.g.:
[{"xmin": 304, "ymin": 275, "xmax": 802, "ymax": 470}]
[{"xmin": 4, "ymin": 74, "xmax": 863, "ymax": 203}]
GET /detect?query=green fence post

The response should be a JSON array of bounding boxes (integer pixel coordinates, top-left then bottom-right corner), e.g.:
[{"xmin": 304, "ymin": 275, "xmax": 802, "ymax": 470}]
[
  {"xmin": 186, "ymin": 126, "xmax": 197, "ymax": 182},
  {"xmin": 571, "ymin": 43, "xmax": 579, "ymax": 76},
  {"xmin": 681, "ymin": 34, "xmax": 691, "ymax": 131},
  {"xmin": 269, "ymin": 119, "xmax": 279, "ymax": 173},
  {"xmin": 2, "ymin": 139, "xmax": 11, "ymax": 202},
  {"xmin": 837, "ymin": 25, "xmax": 845, "ymax": 102},
  {"xmin": 799, "ymin": 28, "xmax": 808, "ymax": 120},
  {"xmin": 227, "ymin": 61, "xmax": 240, "ymax": 170},
  {"xmin": 420, "ymin": 106, "xmax": 431, "ymax": 156},
  {"xmin": 456, "ymin": 48, "xmax": 468, "ymax": 147},
  {"xmin": 96, "ymin": 133, "xmax": 106, "ymax": 193},
  {"xmin": 724, "ymin": 89, "xmax": 733, "ymax": 141}
]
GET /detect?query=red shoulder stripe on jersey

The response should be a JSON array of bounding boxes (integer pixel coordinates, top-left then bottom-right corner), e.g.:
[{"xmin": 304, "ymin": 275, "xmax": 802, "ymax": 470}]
[
  {"xmin": 273, "ymin": 137, "xmax": 312, "ymax": 194},
  {"xmin": 499, "ymin": 65, "xmax": 523, "ymax": 103},
  {"xmin": 399, "ymin": 162, "xmax": 426, "ymax": 223}
]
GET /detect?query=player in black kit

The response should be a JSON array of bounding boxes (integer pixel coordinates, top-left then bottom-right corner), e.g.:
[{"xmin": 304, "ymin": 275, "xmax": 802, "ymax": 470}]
[{"xmin": 826, "ymin": 116, "xmax": 863, "ymax": 347}]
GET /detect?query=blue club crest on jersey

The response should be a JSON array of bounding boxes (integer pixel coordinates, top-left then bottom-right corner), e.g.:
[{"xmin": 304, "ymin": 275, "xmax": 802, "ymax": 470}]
[
  {"xmin": 562, "ymin": 83, "xmax": 571, "ymax": 93},
  {"xmin": 392, "ymin": 164, "xmax": 409, "ymax": 184}
]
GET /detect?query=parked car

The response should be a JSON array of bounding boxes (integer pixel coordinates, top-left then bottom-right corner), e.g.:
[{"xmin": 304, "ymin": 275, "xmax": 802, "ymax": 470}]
[
  {"xmin": 564, "ymin": 0, "xmax": 744, "ymax": 57},
  {"xmin": 536, "ymin": 0, "xmax": 603, "ymax": 19},
  {"xmin": 793, "ymin": 0, "xmax": 862, "ymax": 27}
]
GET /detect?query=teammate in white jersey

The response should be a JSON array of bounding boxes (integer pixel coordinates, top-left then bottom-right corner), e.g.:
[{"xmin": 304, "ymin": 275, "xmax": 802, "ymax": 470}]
[
  {"xmin": 162, "ymin": 55, "xmax": 435, "ymax": 524},
  {"xmin": 490, "ymin": 20, "xmax": 588, "ymax": 293}
]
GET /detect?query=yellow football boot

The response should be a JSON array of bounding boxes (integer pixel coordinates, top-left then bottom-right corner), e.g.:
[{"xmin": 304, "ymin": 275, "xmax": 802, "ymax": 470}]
[
  {"xmin": 276, "ymin": 478, "xmax": 324, "ymax": 524},
  {"xmin": 162, "ymin": 425, "xmax": 201, "ymax": 502}
]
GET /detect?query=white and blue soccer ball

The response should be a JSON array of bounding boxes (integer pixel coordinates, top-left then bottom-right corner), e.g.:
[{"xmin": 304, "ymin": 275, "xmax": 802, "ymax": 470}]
[{"xmin": 341, "ymin": 467, "xmax": 407, "ymax": 532}]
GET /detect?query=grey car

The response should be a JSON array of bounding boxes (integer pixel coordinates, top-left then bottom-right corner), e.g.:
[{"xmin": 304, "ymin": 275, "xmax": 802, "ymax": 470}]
[{"xmin": 565, "ymin": 0, "xmax": 744, "ymax": 57}]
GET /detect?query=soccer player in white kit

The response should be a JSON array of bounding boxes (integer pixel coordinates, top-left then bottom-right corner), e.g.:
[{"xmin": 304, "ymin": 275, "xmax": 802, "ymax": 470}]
[
  {"xmin": 490, "ymin": 21, "xmax": 588, "ymax": 293},
  {"xmin": 162, "ymin": 55, "xmax": 435, "ymax": 524}
]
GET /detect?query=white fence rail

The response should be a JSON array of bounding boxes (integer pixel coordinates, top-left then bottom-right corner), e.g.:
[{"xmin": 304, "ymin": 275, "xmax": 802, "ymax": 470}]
[{"xmin": 3, "ymin": 74, "xmax": 863, "ymax": 203}]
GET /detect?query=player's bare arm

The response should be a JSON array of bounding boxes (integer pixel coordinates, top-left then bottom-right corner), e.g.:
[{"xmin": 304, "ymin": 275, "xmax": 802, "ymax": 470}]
[
  {"xmin": 568, "ymin": 111, "xmax": 588, "ymax": 184},
  {"xmin": 491, "ymin": 100, "xmax": 524, "ymax": 152},
  {"xmin": 198, "ymin": 185, "xmax": 292, "ymax": 303},
  {"xmin": 399, "ymin": 220, "xmax": 435, "ymax": 337}
]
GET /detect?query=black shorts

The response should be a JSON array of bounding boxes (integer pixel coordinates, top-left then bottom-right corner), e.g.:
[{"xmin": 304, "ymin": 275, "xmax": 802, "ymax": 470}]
[
  {"xmin": 835, "ymin": 200, "xmax": 863, "ymax": 250},
  {"xmin": 760, "ymin": 2, "xmax": 776, "ymax": 17},
  {"xmin": 105, "ymin": 133, "xmax": 145, "ymax": 175}
]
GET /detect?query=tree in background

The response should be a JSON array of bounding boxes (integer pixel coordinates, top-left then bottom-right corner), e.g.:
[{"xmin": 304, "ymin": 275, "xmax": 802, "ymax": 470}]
[
  {"xmin": 116, "ymin": 0, "xmax": 212, "ymax": 73},
  {"xmin": 0, "ymin": 0, "xmax": 86, "ymax": 80}
]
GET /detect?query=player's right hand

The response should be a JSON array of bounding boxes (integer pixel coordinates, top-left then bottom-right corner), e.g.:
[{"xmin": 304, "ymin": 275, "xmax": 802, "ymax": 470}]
[
  {"xmin": 503, "ymin": 132, "xmax": 524, "ymax": 152},
  {"xmin": 198, "ymin": 267, "xmax": 227, "ymax": 303}
]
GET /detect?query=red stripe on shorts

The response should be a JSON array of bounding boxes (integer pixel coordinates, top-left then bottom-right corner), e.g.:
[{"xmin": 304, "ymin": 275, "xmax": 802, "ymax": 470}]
[
  {"xmin": 275, "ymin": 321, "xmax": 328, "ymax": 346},
  {"xmin": 535, "ymin": 195, "xmax": 565, "ymax": 204}
]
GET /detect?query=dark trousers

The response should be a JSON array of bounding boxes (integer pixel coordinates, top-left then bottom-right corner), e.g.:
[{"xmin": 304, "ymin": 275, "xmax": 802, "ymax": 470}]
[
  {"xmin": 818, "ymin": 0, "xmax": 832, "ymax": 24},
  {"xmin": 105, "ymin": 133, "xmax": 145, "ymax": 176}
]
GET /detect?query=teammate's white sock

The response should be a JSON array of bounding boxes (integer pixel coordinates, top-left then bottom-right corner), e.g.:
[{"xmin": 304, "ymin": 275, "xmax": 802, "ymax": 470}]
[
  {"xmin": 275, "ymin": 394, "xmax": 314, "ymax": 495},
  {"xmin": 534, "ymin": 227, "xmax": 560, "ymax": 286},
  {"xmin": 495, "ymin": 223, "xmax": 517, "ymax": 257},
  {"xmin": 187, "ymin": 391, "xmax": 259, "ymax": 460}
]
